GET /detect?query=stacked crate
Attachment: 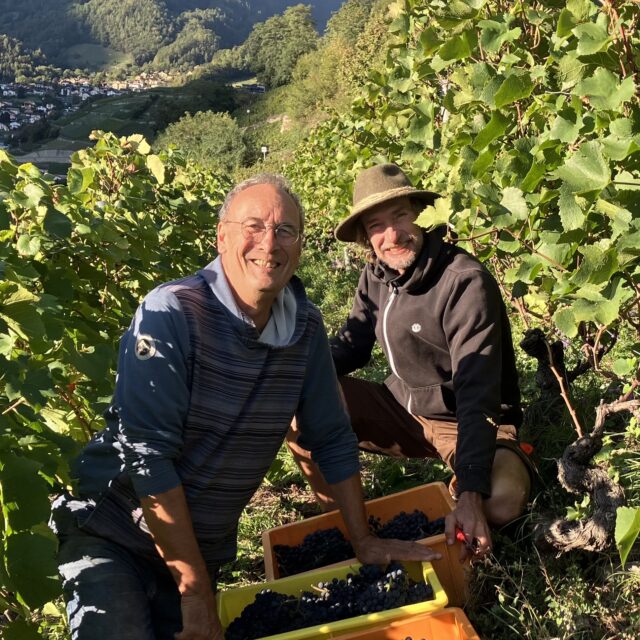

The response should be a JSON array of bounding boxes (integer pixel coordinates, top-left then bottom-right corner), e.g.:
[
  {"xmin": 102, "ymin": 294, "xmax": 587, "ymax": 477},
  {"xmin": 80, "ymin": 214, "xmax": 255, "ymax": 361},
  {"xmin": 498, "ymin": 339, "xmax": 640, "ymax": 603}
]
[
  {"xmin": 262, "ymin": 482, "xmax": 469, "ymax": 607},
  {"xmin": 216, "ymin": 481, "xmax": 481, "ymax": 639}
]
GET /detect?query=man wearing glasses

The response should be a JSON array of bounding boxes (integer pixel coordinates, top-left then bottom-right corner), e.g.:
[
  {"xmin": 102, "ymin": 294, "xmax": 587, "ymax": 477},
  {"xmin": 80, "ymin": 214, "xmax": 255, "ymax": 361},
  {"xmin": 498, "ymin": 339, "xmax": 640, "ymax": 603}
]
[{"xmin": 53, "ymin": 174, "xmax": 438, "ymax": 640}]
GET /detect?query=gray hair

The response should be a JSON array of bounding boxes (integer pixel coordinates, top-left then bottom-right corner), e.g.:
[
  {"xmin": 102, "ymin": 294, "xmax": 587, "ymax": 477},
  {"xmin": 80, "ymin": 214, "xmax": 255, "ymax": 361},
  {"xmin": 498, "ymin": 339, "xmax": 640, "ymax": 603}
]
[{"xmin": 219, "ymin": 173, "xmax": 305, "ymax": 233}]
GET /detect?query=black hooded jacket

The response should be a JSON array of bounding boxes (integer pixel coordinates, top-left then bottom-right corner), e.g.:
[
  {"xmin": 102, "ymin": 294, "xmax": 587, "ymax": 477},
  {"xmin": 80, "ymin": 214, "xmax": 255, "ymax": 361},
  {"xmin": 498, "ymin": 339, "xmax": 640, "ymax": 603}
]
[{"xmin": 330, "ymin": 229, "xmax": 522, "ymax": 496}]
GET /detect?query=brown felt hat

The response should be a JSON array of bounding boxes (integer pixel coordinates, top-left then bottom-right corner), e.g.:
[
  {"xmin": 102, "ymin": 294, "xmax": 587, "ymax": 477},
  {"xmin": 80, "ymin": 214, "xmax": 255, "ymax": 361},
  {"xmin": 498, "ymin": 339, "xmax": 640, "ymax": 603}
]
[{"xmin": 335, "ymin": 163, "xmax": 440, "ymax": 242}]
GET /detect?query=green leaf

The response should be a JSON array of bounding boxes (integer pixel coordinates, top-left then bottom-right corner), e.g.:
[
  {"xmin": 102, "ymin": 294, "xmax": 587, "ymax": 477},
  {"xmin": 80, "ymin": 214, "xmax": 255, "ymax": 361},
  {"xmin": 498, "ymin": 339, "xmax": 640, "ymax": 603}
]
[
  {"xmin": 558, "ymin": 184, "xmax": 586, "ymax": 231},
  {"xmin": 43, "ymin": 208, "xmax": 73, "ymax": 239},
  {"xmin": 415, "ymin": 197, "xmax": 451, "ymax": 230},
  {"xmin": 418, "ymin": 27, "xmax": 442, "ymax": 56},
  {"xmin": 574, "ymin": 69, "xmax": 636, "ymax": 111},
  {"xmin": 553, "ymin": 307, "xmax": 578, "ymax": 337},
  {"xmin": 0, "ymin": 300, "xmax": 46, "ymax": 340},
  {"xmin": 147, "ymin": 155, "xmax": 166, "ymax": 185},
  {"xmin": 471, "ymin": 148, "xmax": 495, "ymax": 178},
  {"xmin": 16, "ymin": 234, "xmax": 41, "ymax": 256},
  {"xmin": 2, "ymin": 619, "xmax": 43, "ymax": 640},
  {"xmin": 500, "ymin": 187, "xmax": 528, "ymax": 220},
  {"xmin": 572, "ymin": 297, "xmax": 619, "ymax": 326},
  {"xmin": 596, "ymin": 199, "xmax": 632, "ymax": 239},
  {"xmin": 552, "ymin": 141, "xmax": 610, "ymax": 194},
  {"xmin": 67, "ymin": 167, "xmax": 94, "ymax": 194},
  {"xmin": 22, "ymin": 183, "xmax": 46, "ymax": 209},
  {"xmin": 557, "ymin": 8, "xmax": 579, "ymax": 37},
  {"xmin": 5, "ymin": 532, "xmax": 60, "ymax": 608},
  {"xmin": 573, "ymin": 21, "xmax": 610, "ymax": 56},
  {"xmin": 571, "ymin": 245, "xmax": 618, "ymax": 286},
  {"xmin": 471, "ymin": 111, "xmax": 510, "ymax": 151},
  {"xmin": 549, "ymin": 110, "xmax": 583, "ymax": 144},
  {"xmin": 616, "ymin": 506, "xmax": 640, "ymax": 567},
  {"xmin": 557, "ymin": 53, "xmax": 586, "ymax": 90},
  {"xmin": 439, "ymin": 29, "xmax": 476, "ymax": 62},
  {"xmin": 612, "ymin": 358, "xmax": 635, "ymax": 377},
  {"xmin": 494, "ymin": 71, "xmax": 534, "ymax": 108},
  {"xmin": 0, "ymin": 454, "xmax": 51, "ymax": 532},
  {"xmin": 65, "ymin": 342, "xmax": 113, "ymax": 382}
]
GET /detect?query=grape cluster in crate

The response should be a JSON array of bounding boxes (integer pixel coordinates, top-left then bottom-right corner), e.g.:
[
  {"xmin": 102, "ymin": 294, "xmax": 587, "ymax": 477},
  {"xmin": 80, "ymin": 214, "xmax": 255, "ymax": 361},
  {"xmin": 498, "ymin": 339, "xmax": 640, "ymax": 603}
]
[{"xmin": 225, "ymin": 562, "xmax": 435, "ymax": 640}]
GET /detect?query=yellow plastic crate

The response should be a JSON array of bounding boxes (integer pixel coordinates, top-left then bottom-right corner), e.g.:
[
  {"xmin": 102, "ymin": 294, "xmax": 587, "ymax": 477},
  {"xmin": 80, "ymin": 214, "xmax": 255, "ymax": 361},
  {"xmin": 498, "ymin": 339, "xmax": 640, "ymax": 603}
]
[
  {"xmin": 217, "ymin": 560, "xmax": 448, "ymax": 640},
  {"xmin": 262, "ymin": 482, "xmax": 469, "ymax": 606},
  {"xmin": 330, "ymin": 608, "xmax": 480, "ymax": 640}
]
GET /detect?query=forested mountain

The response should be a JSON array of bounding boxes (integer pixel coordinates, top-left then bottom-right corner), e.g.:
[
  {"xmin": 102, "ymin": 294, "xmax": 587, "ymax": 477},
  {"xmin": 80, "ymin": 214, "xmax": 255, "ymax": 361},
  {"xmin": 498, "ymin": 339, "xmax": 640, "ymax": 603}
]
[
  {"xmin": 0, "ymin": 34, "xmax": 50, "ymax": 82},
  {"xmin": 0, "ymin": 0, "xmax": 344, "ymax": 75}
]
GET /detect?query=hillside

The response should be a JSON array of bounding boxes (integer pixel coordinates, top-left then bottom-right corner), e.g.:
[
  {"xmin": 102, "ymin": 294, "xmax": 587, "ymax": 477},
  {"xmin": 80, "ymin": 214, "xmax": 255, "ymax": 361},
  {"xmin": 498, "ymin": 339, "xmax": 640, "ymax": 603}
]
[{"xmin": 0, "ymin": 0, "xmax": 344, "ymax": 76}]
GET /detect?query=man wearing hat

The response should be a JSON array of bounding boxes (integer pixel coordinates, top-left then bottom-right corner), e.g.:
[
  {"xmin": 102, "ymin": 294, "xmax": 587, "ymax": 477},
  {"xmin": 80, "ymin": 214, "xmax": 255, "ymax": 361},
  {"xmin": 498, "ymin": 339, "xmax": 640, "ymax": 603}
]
[{"xmin": 288, "ymin": 163, "xmax": 533, "ymax": 560}]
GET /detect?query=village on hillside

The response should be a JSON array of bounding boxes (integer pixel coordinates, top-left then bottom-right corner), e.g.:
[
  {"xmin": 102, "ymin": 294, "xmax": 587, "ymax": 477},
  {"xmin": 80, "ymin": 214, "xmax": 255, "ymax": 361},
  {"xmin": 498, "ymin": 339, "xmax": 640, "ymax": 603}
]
[{"xmin": 0, "ymin": 72, "xmax": 174, "ymax": 150}]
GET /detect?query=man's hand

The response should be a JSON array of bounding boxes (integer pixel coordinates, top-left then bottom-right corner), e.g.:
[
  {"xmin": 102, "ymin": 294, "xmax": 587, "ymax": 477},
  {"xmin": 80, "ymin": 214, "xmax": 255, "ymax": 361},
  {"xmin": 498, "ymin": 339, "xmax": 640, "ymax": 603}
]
[
  {"xmin": 352, "ymin": 533, "xmax": 441, "ymax": 566},
  {"xmin": 175, "ymin": 591, "xmax": 223, "ymax": 640},
  {"xmin": 445, "ymin": 490, "xmax": 491, "ymax": 562}
]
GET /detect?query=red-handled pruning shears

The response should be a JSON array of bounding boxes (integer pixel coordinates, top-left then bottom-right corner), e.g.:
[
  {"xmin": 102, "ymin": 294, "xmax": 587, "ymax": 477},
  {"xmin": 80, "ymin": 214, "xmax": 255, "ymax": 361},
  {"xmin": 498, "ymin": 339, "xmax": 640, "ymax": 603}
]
[{"xmin": 455, "ymin": 526, "xmax": 479, "ymax": 553}]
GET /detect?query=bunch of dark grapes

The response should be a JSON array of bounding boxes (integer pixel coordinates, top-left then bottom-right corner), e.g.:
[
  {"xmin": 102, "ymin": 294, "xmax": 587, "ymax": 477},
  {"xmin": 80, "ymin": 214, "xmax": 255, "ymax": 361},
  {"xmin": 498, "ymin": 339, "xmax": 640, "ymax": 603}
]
[
  {"xmin": 224, "ymin": 562, "xmax": 435, "ymax": 640},
  {"xmin": 274, "ymin": 527, "xmax": 355, "ymax": 577},
  {"xmin": 368, "ymin": 510, "xmax": 445, "ymax": 540}
]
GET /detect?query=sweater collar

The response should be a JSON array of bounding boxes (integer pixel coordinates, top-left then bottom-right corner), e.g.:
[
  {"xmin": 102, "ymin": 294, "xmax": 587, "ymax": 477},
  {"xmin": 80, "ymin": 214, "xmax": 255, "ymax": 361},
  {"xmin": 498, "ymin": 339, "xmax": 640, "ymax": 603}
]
[{"xmin": 198, "ymin": 257, "xmax": 307, "ymax": 347}]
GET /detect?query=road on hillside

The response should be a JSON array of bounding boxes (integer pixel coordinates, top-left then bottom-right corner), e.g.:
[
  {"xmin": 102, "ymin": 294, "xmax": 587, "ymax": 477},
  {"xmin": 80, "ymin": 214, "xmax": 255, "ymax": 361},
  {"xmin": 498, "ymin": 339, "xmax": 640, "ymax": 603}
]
[{"xmin": 12, "ymin": 148, "xmax": 79, "ymax": 165}]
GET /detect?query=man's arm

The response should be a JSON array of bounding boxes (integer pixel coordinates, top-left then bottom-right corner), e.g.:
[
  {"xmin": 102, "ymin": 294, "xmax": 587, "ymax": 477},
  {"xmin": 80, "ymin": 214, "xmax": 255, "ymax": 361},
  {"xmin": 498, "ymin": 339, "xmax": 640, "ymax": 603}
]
[
  {"xmin": 141, "ymin": 486, "xmax": 223, "ymax": 640},
  {"xmin": 443, "ymin": 268, "xmax": 506, "ymax": 559},
  {"xmin": 330, "ymin": 472, "xmax": 441, "ymax": 565},
  {"xmin": 116, "ymin": 287, "xmax": 221, "ymax": 633},
  {"xmin": 297, "ymin": 317, "xmax": 440, "ymax": 564},
  {"xmin": 330, "ymin": 269, "xmax": 377, "ymax": 376}
]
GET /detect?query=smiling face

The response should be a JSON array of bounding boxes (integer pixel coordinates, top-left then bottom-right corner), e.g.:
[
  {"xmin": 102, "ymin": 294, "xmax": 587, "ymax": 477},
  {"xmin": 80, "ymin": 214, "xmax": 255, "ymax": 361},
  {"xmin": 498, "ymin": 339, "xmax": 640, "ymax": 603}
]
[
  {"xmin": 360, "ymin": 197, "xmax": 424, "ymax": 274},
  {"xmin": 217, "ymin": 183, "xmax": 302, "ymax": 323}
]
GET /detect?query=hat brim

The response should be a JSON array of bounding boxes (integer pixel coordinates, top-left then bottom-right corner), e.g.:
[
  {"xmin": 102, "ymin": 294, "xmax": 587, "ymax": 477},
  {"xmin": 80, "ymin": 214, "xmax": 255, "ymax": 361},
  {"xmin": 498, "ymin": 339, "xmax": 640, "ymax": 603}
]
[{"xmin": 335, "ymin": 188, "xmax": 440, "ymax": 242}]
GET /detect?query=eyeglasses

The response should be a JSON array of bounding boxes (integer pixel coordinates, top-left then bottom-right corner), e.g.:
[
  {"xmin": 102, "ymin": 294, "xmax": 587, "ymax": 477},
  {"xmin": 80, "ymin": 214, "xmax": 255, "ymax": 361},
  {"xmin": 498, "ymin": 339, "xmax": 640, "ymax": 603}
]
[{"xmin": 224, "ymin": 218, "xmax": 300, "ymax": 246}]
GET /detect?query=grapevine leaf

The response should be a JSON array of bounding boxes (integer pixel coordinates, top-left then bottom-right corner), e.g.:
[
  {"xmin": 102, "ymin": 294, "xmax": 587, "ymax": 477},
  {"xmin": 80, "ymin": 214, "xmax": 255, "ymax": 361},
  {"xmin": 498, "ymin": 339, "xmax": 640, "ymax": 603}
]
[
  {"xmin": 16, "ymin": 234, "xmax": 41, "ymax": 256},
  {"xmin": 615, "ymin": 507, "xmax": 640, "ymax": 567},
  {"xmin": 612, "ymin": 358, "xmax": 635, "ymax": 377},
  {"xmin": 571, "ymin": 246, "xmax": 618, "ymax": 286},
  {"xmin": 572, "ymin": 297, "xmax": 619, "ymax": 327},
  {"xmin": 500, "ymin": 187, "xmax": 528, "ymax": 220},
  {"xmin": 552, "ymin": 141, "xmax": 610, "ymax": 194},
  {"xmin": 558, "ymin": 184, "xmax": 585, "ymax": 231},
  {"xmin": 5, "ymin": 532, "xmax": 60, "ymax": 609},
  {"xmin": 418, "ymin": 27, "xmax": 442, "ymax": 56},
  {"xmin": 494, "ymin": 71, "xmax": 534, "ymax": 108},
  {"xmin": 0, "ymin": 454, "xmax": 51, "ymax": 532},
  {"xmin": 556, "ymin": 9, "xmax": 579, "ymax": 37},
  {"xmin": 416, "ymin": 197, "xmax": 451, "ymax": 230},
  {"xmin": 43, "ymin": 209, "xmax": 73, "ymax": 239},
  {"xmin": 22, "ymin": 183, "xmax": 46, "ymax": 209},
  {"xmin": 0, "ymin": 301, "xmax": 46, "ymax": 339},
  {"xmin": 549, "ymin": 110, "xmax": 582, "ymax": 144},
  {"xmin": 439, "ymin": 30, "xmax": 476, "ymax": 62},
  {"xmin": 147, "ymin": 155, "xmax": 166, "ymax": 185},
  {"xmin": 553, "ymin": 307, "xmax": 578, "ymax": 338},
  {"xmin": 574, "ymin": 69, "xmax": 636, "ymax": 111},
  {"xmin": 573, "ymin": 21, "xmax": 610, "ymax": 56},
  {"xmin": 471, "ymin": 111, "xmax": 510, "ymax": 151},
  {"xmin": 2, "ymin": 619, "xmax": 42, "ymax": 640},
  {"xmin": 67, "ymin": 168, "xmax": 94, "ymax": 194}
]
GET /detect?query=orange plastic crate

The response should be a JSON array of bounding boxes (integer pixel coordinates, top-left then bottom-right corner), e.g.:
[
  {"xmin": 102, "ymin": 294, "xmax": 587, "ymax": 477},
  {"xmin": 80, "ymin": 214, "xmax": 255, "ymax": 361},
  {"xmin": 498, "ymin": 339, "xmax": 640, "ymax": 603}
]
[
  {"xmin": 329, "ymin": 608, "xmax": 480, "ymax": 640},
  {"xmin": 262, "ymin": 482, "xmax": 469, "ymax": 606}
]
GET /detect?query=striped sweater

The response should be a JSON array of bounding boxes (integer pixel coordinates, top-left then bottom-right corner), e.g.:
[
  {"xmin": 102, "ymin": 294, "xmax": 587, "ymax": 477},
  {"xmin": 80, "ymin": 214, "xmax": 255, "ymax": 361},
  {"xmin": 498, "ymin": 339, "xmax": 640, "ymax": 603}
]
[{"xmin": 63, "ymin": 261, "xmax": 359, "ymax": 571}]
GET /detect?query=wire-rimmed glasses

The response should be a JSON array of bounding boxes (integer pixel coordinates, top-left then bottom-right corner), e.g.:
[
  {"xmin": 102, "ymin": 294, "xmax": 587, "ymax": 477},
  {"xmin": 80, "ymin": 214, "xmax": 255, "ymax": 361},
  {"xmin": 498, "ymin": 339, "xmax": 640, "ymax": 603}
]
[{"xmin": 223, "ymin": 218, "xmax": 300, "ymax": 246}]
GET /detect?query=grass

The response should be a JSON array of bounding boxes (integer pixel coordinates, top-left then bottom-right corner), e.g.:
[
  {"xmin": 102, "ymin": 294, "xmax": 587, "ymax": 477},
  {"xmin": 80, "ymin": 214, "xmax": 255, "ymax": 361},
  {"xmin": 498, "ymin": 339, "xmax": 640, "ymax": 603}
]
[{"xmin": 59, "ymin": 44, "xmax": 133, "ymax": 72}]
